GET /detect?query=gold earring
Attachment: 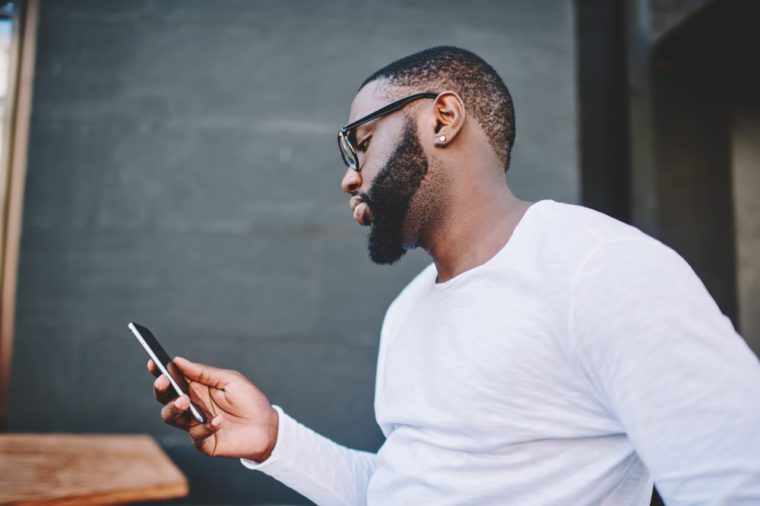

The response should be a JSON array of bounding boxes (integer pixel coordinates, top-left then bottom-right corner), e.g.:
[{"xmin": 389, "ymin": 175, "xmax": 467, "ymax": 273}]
[{"xmin": 439, "ymin": 135, "xmax": 446, "ymax": 142}]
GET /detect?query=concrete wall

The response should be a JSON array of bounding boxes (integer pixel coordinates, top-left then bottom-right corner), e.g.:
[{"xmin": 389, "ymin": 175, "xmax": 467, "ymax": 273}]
[
  {"xmin": 732, "ymin": 104, "xmax": 760, "ymax": 353},
  {"xmin": 8, "ymin": 1, "xmax": 578, "ymax": 504}
]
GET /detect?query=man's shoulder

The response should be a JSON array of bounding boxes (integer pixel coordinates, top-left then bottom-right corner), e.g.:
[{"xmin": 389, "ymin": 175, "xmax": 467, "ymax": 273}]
[
  {"xmin": 506, "ymin": 200, "xmax": 659, "ymax": 285},
  {"xmin": 534, "ymin": 200, "xmax": 647, "ymax": 244},
  {"xmin": 533, "ymin": 203, "xmax": 705, "ymax": 314},
  {"xmin": 536, "ymin": 200, "xmax": 689, "ymax": 276}
]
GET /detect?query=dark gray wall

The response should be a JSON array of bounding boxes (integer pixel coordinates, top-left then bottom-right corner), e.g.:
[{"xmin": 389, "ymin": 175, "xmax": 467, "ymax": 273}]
[
  {"xmin": 8, "ymin": 1, "xmax": 577, "ymax": 504},
  {"xmin": 575, "ymin": 0, "xmax": 630, "ymax": 223}
]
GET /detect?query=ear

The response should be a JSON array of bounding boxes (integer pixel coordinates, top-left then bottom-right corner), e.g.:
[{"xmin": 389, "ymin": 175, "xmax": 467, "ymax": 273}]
[{"xmin": 430, "ymin": 91, "xmax": 466, "ymax": 148}]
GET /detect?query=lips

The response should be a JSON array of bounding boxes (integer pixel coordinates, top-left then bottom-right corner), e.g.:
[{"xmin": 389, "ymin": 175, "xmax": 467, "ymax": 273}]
[{"xmin": 349, "ymin": 195, "xmax": 372, "ymax": 226}]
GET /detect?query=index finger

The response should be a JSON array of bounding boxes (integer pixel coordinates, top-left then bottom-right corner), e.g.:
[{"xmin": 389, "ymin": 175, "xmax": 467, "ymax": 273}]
[{"xmin": 173, "ymin": 356, "xmax": 232, "ymax": 389}]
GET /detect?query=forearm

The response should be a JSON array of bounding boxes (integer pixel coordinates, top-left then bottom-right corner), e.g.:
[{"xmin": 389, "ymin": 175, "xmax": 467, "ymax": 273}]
[{"xmin": 241, "ymin": 406, "xmax": 377, "ymax": 506}]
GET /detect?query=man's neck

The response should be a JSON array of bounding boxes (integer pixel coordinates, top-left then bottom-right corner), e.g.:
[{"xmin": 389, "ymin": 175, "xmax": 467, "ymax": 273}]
[{"xmin": 424, "ymin": 178, "xmax": 533, "ymax": 284}]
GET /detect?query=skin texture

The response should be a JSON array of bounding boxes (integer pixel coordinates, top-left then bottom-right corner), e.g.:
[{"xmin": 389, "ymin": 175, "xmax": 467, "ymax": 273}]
[{"xmin": 152, "ymin": 77, "xmax": 532, "ymax": 461}]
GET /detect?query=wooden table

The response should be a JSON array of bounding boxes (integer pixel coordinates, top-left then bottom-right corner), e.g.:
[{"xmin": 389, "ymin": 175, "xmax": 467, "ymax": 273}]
[{"xmin": 0, "ymin": 433, "xmax": 188, "ymax": 505}]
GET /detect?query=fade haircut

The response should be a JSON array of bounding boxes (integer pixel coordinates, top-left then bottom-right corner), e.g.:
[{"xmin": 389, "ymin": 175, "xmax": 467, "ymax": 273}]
[{"xmin": 361, "ymin": 46, "xmax": 516, "ymax": 171}]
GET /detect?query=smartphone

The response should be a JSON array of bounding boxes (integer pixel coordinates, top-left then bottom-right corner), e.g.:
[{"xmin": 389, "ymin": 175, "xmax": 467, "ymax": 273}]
[{"xmin": 128, "ymin": 322, "xmax": 206, "ymax": 424}]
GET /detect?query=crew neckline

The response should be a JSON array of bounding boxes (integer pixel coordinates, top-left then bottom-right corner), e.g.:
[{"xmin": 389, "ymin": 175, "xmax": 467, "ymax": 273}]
[{"xmin": 431, "ymin": 199, "xmax": 552, "ymax": 290}]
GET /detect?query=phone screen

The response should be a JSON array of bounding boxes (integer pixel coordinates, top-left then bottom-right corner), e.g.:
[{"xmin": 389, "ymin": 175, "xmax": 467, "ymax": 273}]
[{"xmin": 129, "ymin": 322, "xmax": 206, "ymax": 423}]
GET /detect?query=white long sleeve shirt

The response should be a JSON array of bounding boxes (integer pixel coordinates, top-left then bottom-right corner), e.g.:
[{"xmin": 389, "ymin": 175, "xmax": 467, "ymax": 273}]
[{"xmin": 242, "ymin": 200, "xmax": 760, "ymax": 505}]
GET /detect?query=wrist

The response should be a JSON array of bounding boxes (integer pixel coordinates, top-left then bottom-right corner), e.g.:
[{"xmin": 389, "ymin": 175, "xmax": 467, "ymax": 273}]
[{"xmin": 249, "ymin": 406, "xmax": 279, "ymax": 462}]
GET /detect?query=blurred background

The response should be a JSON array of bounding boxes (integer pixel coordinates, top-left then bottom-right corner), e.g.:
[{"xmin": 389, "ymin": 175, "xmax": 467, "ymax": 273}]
[{"xmin": 0, "ymin": 0, "xmax": 757, "ymax": 504}]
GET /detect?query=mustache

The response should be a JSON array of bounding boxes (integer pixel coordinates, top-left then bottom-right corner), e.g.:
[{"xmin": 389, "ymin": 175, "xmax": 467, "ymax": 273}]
[{"xmin": 357, "ymin": 191, "xmax": 374, "ymax": 212}]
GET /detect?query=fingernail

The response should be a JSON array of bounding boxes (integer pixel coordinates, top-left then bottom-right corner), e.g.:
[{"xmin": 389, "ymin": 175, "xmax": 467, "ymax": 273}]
[
  {"xmin": 211, "ymin": 416, "xmax": 222, "ymax": 427},
  {"xmin": 174, "ymin": 396, "xmax": 187, "ymax": 409}
]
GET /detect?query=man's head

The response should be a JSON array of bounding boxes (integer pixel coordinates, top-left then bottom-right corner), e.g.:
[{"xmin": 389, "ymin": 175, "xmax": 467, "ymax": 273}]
[{"xmin": 340, "ymin": 46, "xmax": 516, "ymax": 265}]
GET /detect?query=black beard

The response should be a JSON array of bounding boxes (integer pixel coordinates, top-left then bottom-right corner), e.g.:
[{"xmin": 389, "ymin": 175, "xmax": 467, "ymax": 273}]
[{"xmin": 362, "ymin": 118, "xmax": 429, "ymax": 265}]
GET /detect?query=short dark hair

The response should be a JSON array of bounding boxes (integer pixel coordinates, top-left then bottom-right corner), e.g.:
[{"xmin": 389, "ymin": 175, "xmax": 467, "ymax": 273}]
[{"xmin": 361, "ymin": 46, "xmax": 516, "ymax": 171}]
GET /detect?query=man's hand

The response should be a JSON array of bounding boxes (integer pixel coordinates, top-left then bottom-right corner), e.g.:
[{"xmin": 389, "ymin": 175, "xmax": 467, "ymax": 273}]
[{"xmin": 148, "ymin": 357, "xmax": 278, "ymax": 462}]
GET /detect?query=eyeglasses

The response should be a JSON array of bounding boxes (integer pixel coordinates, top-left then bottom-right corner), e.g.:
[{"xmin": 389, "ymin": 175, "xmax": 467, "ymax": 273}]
[{"xmin": 337, "ymin": 92, "xmax": 438, "ymax": 172}]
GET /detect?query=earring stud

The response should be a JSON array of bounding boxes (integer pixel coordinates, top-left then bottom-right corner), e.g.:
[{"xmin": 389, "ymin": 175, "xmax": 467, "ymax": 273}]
[{"xmin": 439, "ymin": 135, "xmax": 446, "ymax": 142}]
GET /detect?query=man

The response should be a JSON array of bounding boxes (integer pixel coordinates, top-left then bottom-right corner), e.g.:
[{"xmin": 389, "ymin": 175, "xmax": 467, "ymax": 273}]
[{"xmin": 149, "ymin": 47, "xmax": 760, "ymax": 505}]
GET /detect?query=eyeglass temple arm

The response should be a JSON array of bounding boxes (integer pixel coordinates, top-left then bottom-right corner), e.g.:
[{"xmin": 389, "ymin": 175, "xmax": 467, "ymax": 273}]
[{"xmin": 340, "ymin": 92, "xmax": 438, "ymax": 133}]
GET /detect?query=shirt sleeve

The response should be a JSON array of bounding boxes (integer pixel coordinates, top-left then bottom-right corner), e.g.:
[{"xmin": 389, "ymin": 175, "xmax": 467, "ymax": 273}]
[
  {"xmin": 240, "ymin": 405, "xmax": 377, "ymax": 506},
  {"xmin": 570, "ymin": 238, "xmax": 760, "ymax": 505}
]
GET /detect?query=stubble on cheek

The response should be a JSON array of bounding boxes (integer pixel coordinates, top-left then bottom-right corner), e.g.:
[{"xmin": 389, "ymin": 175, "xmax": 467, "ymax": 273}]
[{"xmin": 401, "ymin": 160, "xmax": 449, "ymax": 250}]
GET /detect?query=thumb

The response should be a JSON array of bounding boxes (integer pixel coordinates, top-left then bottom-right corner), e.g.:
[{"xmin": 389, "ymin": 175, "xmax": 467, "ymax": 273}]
[{"xmin": 173, "ymin": 356, "xmax": 231, "ymax": 388}]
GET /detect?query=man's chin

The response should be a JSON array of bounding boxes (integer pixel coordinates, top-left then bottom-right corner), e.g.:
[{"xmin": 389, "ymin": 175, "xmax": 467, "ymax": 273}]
[{"xmin": 367, "ymin": 228, "xmax": 407, "ymax": 265}]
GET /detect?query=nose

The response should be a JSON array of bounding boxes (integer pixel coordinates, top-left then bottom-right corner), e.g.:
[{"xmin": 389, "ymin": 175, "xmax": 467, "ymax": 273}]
[{"xmin": 341, "ymin": 167, "xmax": 362, "ymax": 195}]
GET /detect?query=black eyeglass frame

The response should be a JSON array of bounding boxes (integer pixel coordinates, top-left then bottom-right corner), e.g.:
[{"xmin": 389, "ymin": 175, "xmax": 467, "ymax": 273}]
[{"xmin": 337, "ymin": 92, "xmax": 438, "ymax": 172}]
